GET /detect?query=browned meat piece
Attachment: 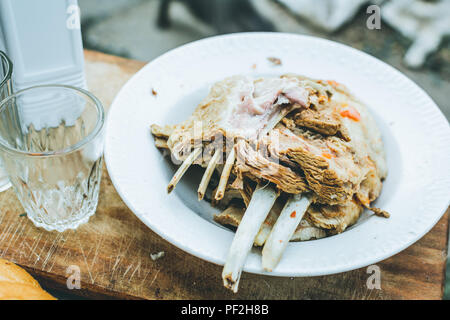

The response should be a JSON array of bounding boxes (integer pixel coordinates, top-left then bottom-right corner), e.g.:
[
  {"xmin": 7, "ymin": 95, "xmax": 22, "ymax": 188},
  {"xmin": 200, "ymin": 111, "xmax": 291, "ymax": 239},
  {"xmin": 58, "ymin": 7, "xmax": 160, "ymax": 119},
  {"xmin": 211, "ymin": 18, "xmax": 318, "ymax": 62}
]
[
  {"xmin": 211, "ymin": 176, "xmax": 255, "ymax": 208},
  {"xmin": 368, "ymin": 206, "xmax": 390, "ymax": 218},
  {"xmin": 212, "ymin": 186, "xmax": 242, "ymax": 208},
  {"xmin": 281, "ymin": 117, "xmax": 296, "ymax": 129},
  {"xmin": 278, "ymin": 76, "xmax": 350, "ymax": 140},
  {"xmin": 150, "ymin": 124, "xmax": 175, "ymax": 138},
  {"xmin": 293, "ymin": 107, "xmax": 350, "ymax": 141},
  {"xmin": 294, "ymin": 109, "xmax": 339, "ymax": 136},
  {"xmin": 306, "ymin": 201, "xmax": 363, "ymax": 233},
  {"xmin": 265, "ymin": 126, "xmax": 368, "ymax": 204},
  {"xmin": 238, "ymin": 179, "xmax": 254, "ymax": 207},
  {"xmin": 214, "ymin": 205, "xmax": 245, "ymax": 227},
  {"xmin": 354, "ymin": 163, "xmax": 388, "ymax": 217},
  {"xmin": 355, "ymin": 164, "xmax": 382, "ymax": 206},
  {"xmin": 234, "ymin": 139, "xmax": 308, "ymax": 194},
  {"xmin": 154, "ymin": 137, "xmax": 169, "ymax": 149}
]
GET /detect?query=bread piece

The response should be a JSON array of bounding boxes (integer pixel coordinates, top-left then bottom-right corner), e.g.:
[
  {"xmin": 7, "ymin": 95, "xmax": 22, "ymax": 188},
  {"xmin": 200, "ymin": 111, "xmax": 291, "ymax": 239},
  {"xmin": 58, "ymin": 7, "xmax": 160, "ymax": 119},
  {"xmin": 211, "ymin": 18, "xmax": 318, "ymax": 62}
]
[
  {"xmin": 0, "ymin": 258, "xmax": 41, "ymax": 288},
  {"xmin": 0, "ymin": 281, "xmax": 56, "ymax": 300},
  {"xmin": 0, "ymin": 258, "xmax": 55, "ymax": 300}
]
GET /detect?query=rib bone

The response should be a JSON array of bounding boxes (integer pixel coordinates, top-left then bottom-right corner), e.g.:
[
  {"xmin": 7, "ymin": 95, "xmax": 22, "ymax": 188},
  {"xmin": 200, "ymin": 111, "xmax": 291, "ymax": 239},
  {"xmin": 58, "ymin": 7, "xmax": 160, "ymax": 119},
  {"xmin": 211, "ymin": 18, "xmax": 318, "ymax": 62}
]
[
  {"xmin": 215, "ymin": 148, "xmax": 236, "ymax": 201},
  {"xmin": 222, "ymin": 183, "xmax": 278, "ymax": 292},
  {"xmin": 167, "ymin": 148, "xmax": 202, "ymax": 193},
  {"xmin": 262, "ymin": 194, "xmax": 311, "ymax": 271},
  {"xmin": 198, "ymin": 150, "xmax": 221, "ymax": 200}
]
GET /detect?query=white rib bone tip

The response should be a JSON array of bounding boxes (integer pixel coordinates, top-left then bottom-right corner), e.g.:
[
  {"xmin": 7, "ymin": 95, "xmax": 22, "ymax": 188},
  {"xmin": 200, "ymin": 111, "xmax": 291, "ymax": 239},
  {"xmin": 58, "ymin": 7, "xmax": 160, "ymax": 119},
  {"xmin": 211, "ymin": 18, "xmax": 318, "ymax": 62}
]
[{"xmin": 221, "ymin": 183, "xmax": 278, "ymax": 292}]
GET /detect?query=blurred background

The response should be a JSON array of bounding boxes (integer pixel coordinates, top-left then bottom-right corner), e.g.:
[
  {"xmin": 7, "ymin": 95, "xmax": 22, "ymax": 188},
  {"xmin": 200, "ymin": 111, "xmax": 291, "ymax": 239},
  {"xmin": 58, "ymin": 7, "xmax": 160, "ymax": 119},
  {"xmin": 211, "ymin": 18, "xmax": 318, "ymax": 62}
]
[
  {"xmin": 78, "ymin": 0, "xmax": 450, "ymax": 121},
  {"xmin": 80, "ymin": 0, "xmax": 450, "ymax": 299}
]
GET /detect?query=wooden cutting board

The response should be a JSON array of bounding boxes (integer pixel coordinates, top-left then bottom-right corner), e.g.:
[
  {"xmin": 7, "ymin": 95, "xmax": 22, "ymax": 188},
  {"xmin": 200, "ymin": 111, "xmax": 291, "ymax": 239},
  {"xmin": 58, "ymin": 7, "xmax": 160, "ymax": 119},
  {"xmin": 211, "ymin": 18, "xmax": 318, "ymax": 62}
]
[{"xmin": 0, "ymin": 50, "xmax": 448, "ymax": 300}]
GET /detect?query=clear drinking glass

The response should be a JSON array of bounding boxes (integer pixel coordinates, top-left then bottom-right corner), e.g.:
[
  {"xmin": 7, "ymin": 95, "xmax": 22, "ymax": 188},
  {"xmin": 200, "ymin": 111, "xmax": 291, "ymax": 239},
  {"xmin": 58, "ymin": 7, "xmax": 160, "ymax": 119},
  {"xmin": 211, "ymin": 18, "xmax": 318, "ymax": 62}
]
[
  {"xmin": 0, "ymin": 85, "xmax": 105, "ymax": 231},
  {"xmin": 0, "ymin": 51, "xmax": 13, "ymax": 191}
]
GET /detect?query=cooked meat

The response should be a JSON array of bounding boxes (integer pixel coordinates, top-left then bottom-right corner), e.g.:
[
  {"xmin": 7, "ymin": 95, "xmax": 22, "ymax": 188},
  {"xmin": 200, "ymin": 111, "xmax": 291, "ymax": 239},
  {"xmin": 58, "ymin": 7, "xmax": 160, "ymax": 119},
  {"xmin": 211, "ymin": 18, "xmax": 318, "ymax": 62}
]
[
  {"xmin": 212, "ymin": 185, "xmax": 242, "ymax": 208},
  {"xmin": 291, "ymin": 219, "xmax": 327, "ymax": 241},
  {"xmin": 294, "ymin": 108, "xmax": 339, "ymax": 136},
  {"xmin": 214, "ymin": 205, "xmax": 244, "ymax": 227},
  {"xmin": 262, "ymin": 77, "xmax": 387, "ymax": 206},
  {"xmin": 152, "ymin": 73, "xmax": 388, "ymax": 242},
  {"xmin": 306, "ymin": 201, "xmax": 363, "ymax": 233},
  {"xmin": 234, "ymin": 139, "xmax": 308, "ymax": 194},
  {"xmin": 213, "ymin": 203, "xmax": 284, "ymax": 246},
  {"xmin": 265, "ymin": 126, "xmax": 367, "ymax": 204},
  {"xmin": 293, "ymin": 107, "xmax": 351, "ymax": 141},
  {"xmin": 152, "ymin": 73, "xmax": 388, "ymax": 293},
  {"xmin": 167, "ymin": 75, "xmax": 310, "ymax": 162},
  {"xmin": 282, "ymin": 74, "xmax": 387, "ymax": 180},
  {"xmin": 367, "ymin": 206, "xmax": 390, "ymax": 218},
  {"xmin": 214, "ymin": 201, "xmax": 326, "ymax": 243},
  {"xmin": 238, "ymin": 178, "xmax": 255, "ymax": 207},
  {"xmin": 215, "ymin": 200, "xmax": 358, "ymax": 242},
  {"xmin": 212, "ymin": 177, "xmax": 254, "ymax": 208},
  {"xmin": 150, "ymin": 124, "xmax": 175, "ymax": 138},
  {"xmin": 280, "ymin": 77, "xmax": 347, "ymax": 139},
  {"xmin": 154, "ymin": 137, "xmax": 169, "ymax": 149},
  {"xmin": 355, "ymin": 163, "xmax": 382, "ymax": 206}
]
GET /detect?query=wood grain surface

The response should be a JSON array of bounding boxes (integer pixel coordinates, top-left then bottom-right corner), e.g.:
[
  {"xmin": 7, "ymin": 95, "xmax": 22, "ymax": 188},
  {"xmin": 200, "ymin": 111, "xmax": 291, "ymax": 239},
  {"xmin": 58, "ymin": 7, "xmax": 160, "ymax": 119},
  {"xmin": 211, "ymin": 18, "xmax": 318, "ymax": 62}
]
[{"xmin": 0, "ymin": 50, "xmax": 447, "ymax": 300}]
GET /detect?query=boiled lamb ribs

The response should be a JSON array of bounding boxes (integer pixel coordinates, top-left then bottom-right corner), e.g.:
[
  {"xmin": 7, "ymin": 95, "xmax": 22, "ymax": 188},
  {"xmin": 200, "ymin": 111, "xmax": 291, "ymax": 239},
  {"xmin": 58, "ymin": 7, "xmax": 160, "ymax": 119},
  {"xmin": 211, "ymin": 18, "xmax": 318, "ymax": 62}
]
[{"xmin": 151, "ymin": 74, "xmax": 388, "ymax": 292}]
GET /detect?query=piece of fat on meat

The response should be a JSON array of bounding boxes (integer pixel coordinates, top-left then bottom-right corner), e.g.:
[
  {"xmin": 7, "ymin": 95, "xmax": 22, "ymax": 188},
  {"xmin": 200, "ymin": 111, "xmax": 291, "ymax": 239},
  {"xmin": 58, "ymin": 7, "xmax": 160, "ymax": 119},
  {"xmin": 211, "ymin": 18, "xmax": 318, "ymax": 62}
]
[
  {"xmin": 166, "ymin": 75, "xmax": 310, "ymax": 162},
  {"xmin": 291, "ymin": 219, "xmax": 327, "ymax": 241}
]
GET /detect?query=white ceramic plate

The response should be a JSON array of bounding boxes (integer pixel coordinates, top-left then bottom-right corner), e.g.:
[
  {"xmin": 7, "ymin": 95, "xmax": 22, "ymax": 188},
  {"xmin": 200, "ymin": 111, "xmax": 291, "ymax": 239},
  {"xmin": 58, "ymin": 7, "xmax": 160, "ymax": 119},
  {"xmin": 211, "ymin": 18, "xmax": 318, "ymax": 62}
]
[{"xmin": 105, "ymin": 33, "xmax": 450, "ymax": 276}]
